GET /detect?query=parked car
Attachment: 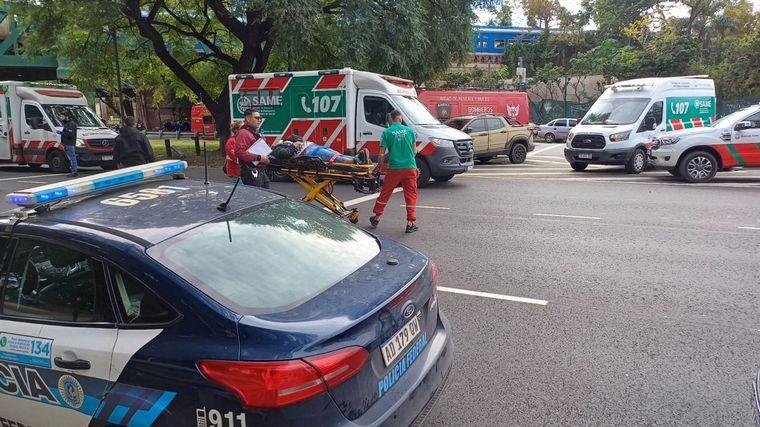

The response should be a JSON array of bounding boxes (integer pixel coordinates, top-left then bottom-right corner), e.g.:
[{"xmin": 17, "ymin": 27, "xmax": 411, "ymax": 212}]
[
  {"xmin": 447, "ymin": 114, "xmax": 534, "ymax": 164},
  {"xmin": 649, "ymin": 104, "xmax": 760, "ymax": 182},
  {"xmin": 537, "ymin": 118, "xmax": 578, "ymax": 143}
]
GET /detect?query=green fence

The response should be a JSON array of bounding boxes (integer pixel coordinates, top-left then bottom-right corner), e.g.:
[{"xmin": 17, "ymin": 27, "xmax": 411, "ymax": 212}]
[{"xmin": 530, "ymin": 97, "xmax": 760, "ymax": 125}]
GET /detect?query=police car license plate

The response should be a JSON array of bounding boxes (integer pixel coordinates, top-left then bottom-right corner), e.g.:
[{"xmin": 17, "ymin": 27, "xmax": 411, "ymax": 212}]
[
  {"xmin": 102, "ymin": 155, "xmax": 114, "ymax": 161},
  {"xmin": 578, "ymin": 153, "xmax": 592, "ymax": 159},
  {"xmin": 381, "ymin": 312, "xmax": 422, "ymax": 367}
]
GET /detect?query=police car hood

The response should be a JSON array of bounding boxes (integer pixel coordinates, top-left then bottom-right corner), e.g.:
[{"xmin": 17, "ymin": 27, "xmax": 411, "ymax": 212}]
[{"xmin": 656, "ymin": 126, "xmax": 716, "ymax": 139}]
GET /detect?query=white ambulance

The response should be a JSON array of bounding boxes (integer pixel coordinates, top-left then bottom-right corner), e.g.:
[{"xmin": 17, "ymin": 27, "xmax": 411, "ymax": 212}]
[
  {"xmin": 228, "ymin": 68, "xmax": 474, "ymax": 186},
  {"xmin": 564, "ymin": 76, "xmax": 716, "ymax": 174},
  {"xmin": 0, "ymin": 81, "xmax": 118, "ymax": 173}
]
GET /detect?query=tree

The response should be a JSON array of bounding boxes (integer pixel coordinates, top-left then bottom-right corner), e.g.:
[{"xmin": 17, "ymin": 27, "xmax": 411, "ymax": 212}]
[
  {"xmin": 486, "ymin": 3, "xmax": 513, "ymax": 26},
  {"xmin": 17, "ymin": 0, "xmax": 498, "ymax": 143},
  {"xmin": 588, "ymin": 0, "xmax": 660, "ymax": 40},
  {"xmin": 521, "ymin": 0, "xmax": 560, "ymax": 29}
]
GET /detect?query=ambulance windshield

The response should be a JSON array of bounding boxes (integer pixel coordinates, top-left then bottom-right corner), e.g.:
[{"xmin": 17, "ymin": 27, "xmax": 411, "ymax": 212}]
[
  {"xmin": 393, "ymin": 95, "xmax": 440, "ymax": 125},
  {"xmin": 582, "ymin": 97, "xmax": 650, "ymax": 126},
  {"xmin": 44, "ymin": 105, "xmax": 106, "ymax": 128}
]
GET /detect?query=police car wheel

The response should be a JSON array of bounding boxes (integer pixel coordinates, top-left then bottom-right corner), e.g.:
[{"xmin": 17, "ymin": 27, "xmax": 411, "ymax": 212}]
[
  {"xmin": 625, "ymin": 149, "xmax": 646, "ymax": 174},
  {"xmin": 679, "ymin": 151, "xmax": 718, "ymax": 183}
]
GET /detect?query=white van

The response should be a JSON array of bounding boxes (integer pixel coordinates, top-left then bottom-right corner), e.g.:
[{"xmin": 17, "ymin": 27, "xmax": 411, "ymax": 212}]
[
  {"xmin": 0, "ymin": 81, "xmax": 118, "ymax": 173},
  {"xmin": 564, "ymin": 76, "xmax": 716, "ymax": 173},
  {"xmin": 228, "ymin": 68, "xmax": 474, "ymax": 186}
]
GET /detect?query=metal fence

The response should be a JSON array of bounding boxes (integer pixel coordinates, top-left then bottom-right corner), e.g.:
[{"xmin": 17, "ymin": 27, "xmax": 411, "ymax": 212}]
[{"xmin": 529, "ymin": 98, "xmax": 760, "ymax": 125}]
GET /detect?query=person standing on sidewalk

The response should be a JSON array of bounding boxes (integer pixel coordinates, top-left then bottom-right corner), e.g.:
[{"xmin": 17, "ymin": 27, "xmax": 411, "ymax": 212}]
[
  {"xmin": 234, "ymin": 109, "xmax": 270, "ymax": 188},
  {"xmin": 58, "ymin": 111, "xmax": 78, "ymax": 177},
  {"xmin": 225, "ymin": 121, "xmax": 242, "ymax": 182},
  {"xmin": 369, "ymin": 110, "xmax": 419, "ymax": 233}
]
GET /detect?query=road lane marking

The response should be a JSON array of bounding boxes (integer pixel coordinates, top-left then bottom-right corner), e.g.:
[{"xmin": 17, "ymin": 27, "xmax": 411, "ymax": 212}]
[
  {"xmin": 400, "ymin": 205, "xmax": 450, "ymax": 210},
  {"xmin": 464, "ymin": 172, "xmax": 577, "ymax": 176},
  {"xmin": 738, "ymin": 226, "xmax": 760, "ymax": 231},
  {"xmin": 437, "ymin": 286, "xmax": 548, "ymax": 306},
  {"xmin": 344, "ymin": 187, "xmax": 401, "ymax": 207},
  {"xmin": 17, "ymin": 180, "xmax": 47, "ymax": 184},
  {"xmin": 0, "ymin": 174, "xmax": 58, "ymax": 182},
  {"xmin": 529, "ymin": 145, "xmax": 563, "ymax": 155},
  {"xmin": 533, "ymin": 213, "xmax": 602, "ymax": 220}
]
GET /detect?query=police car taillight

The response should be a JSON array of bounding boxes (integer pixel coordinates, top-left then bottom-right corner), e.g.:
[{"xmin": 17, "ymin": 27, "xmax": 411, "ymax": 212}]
[{"xmin": 197, "ymin": 347, "xmax": 368, "ymax": 408}]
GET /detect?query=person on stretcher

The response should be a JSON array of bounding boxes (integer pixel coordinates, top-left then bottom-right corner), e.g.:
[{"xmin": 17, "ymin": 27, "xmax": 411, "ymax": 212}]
[{"xmin": 271, "ymin": 135, "xmax": 370, "ymax": 164}]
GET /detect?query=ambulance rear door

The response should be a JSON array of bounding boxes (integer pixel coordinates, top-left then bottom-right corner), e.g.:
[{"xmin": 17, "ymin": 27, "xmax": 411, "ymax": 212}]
[{"xmin": 0, "ymin": 92, "xmax": 10, "ymax": 160}]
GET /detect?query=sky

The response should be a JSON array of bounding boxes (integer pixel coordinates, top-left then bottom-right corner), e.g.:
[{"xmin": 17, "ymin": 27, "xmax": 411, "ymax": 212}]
[{"xmin": 476, "ymin": 0, "xmax": 760, "ymax": 27}]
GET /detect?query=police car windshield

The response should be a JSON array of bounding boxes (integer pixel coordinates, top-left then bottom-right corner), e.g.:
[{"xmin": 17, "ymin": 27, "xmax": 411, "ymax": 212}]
[
  {"xmin": 393, "ymin": 95, "xmax": 440, "ymax": 125},
  {"xmin": 44, "ymin": 105, "xmax": 105, "ymax": 128},
  {"xmin": 582, "ymin": 98, "xmax": 650, "ymax": 125},
  {"xmin": 148, "ymin": 199, "xmax": 380, "ymax": 314},
  {"xmin": 712, "ymin": 109, "xmax": 751, "ymax": 128}
]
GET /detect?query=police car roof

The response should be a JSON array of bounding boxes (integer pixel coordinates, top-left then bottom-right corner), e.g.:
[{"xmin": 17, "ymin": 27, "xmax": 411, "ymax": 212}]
[{"xmin": 14, "ymin": 179, "xmax": 283, "ymax": 246}]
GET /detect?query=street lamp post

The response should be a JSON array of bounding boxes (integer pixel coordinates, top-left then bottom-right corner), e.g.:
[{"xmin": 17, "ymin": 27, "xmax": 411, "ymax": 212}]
[{"xmin": 104, "ymin": 26, "xmax": 125, "ymax": 119}]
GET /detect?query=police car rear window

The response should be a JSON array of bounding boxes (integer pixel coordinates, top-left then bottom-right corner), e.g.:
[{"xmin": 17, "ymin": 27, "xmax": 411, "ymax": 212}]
[{"xmin": 148, "ymin": 200, "xmax": 380, "ymax": 314}]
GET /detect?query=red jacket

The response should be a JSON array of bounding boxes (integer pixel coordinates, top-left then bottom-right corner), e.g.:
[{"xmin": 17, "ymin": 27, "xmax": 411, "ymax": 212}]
[
  {"xmin": 225, "ymin": 136, "xmax": 240, "ymax": 178},
  {"xmin": 234, "ymin": 126, "xmax": 262, "ymax": 165}
]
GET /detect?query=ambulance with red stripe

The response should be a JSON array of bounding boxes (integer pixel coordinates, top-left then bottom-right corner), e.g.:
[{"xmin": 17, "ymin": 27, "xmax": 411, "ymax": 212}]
[
  {"xmin": 228, "ymin": 69, "xmax": 474, "ymax": 187},
  {"xmin": 0, "ymin": 81, "xmax": 118, "ymax": 173},
  {"xmin": 564, "ymin": 76, "xmax": 716, "ymax": 174},
  {"xmin": 649, "ymin": 104, "xmax": 760, "ymax": 182}
]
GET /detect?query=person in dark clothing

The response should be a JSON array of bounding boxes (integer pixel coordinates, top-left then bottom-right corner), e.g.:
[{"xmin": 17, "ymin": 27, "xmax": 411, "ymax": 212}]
[
  {"xmin": 58, "ymin": 111, "xmax": 78, "ymax": 177},
  {"xmin": 114, "ymin": 116, "xmax": 155, "ymax": 168},
  {"xmin": 234, "ymin": 109, "xmax": 270, "ymax": 188}
]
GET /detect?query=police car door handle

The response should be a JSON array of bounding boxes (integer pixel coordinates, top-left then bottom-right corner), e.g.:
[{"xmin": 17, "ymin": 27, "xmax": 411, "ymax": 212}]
[
  {"xmin": 54, "ymin": 356, "xmax": 91, "ymax": 370},
  {"xmin": 362, "ymin": 131, "xmax": 372, "ymax": 136}
]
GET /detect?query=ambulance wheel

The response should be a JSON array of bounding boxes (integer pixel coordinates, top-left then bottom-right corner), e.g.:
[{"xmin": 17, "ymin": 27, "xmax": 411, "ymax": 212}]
[
  {"xmin": 625, "ymin": 149, "xmax": 647, "ymax": 174},
  {"xmin": 544, "ymin": 133, "xmax": 556, "ymax": 144},
  {"xmin": 679, "ymin": 151, "xmax": 717, "ymax": 183},
  {"xmin": 416, "ymin": 157, "xmax": 431, "ymax": 188},
  {"xmin": 28, "ymin": 163, "xmax": 42, "ymax": 170},
  {"xmin": 433, "ymin": 174, "xmax": 455, "ymax": 182},
  {"xmin": 667, "ymin": 169, "xmax": 680, "ymax": 177},
  {"xmin": 570, "ymin": 162, "xmax": 588, "ymax": 172},
  {"xmin": 47, "ymin": 150, "xmax": 69, "ymax": 174}
]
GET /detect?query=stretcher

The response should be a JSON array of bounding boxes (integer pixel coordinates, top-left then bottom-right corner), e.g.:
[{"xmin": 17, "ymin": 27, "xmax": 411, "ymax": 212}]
[{"xmin": 268, "ymin": 156, "xmax": 380, "ymax": 223}]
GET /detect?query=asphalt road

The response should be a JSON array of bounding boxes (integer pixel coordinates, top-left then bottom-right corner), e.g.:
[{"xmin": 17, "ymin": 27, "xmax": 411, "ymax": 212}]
[{"xmin": 1, "ymin": 143, "xmax": 760, "ymax": 425}]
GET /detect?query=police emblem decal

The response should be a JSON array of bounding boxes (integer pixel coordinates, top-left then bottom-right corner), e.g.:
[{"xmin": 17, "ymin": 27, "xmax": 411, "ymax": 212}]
[{"xmin": 58, "ymin": 374, "xmax": 85, "ymax": 409}]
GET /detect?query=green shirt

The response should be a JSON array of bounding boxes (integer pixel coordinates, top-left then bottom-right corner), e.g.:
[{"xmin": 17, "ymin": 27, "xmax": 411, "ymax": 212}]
[{"xmin": 381, "ymin": 123, "xmax": 417, "ymax": 170}]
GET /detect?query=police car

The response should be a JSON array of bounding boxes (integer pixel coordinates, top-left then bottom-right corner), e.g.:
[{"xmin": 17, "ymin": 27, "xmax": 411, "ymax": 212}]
[
  {"xmin": 649, "ymin": 104, "xmax": 760, "ymax": 182},
  {"xmin": 0, "ymin": 161, "xmax": 452, "ymax": 427}
]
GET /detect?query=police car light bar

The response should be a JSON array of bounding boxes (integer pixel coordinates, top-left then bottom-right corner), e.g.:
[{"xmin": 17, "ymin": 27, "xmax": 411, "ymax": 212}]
[{"xmin": 6, "ymin": 160, "xmax": 187, "ymax": 207}]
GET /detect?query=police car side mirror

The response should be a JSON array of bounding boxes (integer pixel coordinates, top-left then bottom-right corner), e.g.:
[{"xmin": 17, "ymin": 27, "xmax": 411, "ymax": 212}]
[{"xmin": 735, "ymin": 121, "xmax": 753, "ymax": 131}]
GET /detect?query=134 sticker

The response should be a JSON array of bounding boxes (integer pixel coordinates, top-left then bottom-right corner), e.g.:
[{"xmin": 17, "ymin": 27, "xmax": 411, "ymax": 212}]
[
  {"xmin": 0, "ymin": 333, "xmax": 52, "ymax": 368},
  {"xmin": 196, "ymin": 408, "xmax": 247, "ymax": 427}
]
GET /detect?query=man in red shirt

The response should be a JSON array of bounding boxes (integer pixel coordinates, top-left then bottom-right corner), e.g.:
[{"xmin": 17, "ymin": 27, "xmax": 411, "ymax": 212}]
[{"xmin": 234, "ymin": 109, "xmax": 270, "ymax": 188}]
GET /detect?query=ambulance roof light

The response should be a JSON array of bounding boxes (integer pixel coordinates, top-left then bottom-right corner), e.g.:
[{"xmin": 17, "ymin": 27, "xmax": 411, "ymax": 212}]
[{"xmin": 6, "ymin": 160, "xmax": 187, "ymax": 207}]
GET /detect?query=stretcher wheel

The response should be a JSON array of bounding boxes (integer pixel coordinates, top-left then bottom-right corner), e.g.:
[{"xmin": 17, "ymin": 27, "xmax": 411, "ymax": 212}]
[{"xmin": 349, "ymin": 210, "xmax": 360, "ymax": 224}]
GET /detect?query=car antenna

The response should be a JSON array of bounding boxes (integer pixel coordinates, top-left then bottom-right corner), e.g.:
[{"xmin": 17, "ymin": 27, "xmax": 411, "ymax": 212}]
[{"xmin": 218, "ymin": 178, "xmax": 241, "ymax": 212}]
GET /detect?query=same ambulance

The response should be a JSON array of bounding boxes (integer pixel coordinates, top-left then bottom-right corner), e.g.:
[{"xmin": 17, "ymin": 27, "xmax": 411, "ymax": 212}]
[
  {"xmin": 565, "ymin": 76, "xmax": 716, "ymax": 174},
  {"xmin": 228, "ymin": 68, "xmax": 474, "ymax": 186},
  {"xmin": 0, "ymin": 81, "xmax": 118, "ymax": 173}
]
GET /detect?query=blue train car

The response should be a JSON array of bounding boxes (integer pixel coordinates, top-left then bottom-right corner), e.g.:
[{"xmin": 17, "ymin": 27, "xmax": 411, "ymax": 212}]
[{"xmin": 472, "ymin": 26, "xmax": 543, "ymax": 63}]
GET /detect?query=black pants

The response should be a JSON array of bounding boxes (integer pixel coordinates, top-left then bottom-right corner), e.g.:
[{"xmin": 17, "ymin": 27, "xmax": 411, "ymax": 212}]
[{"xmin": 240, "ymin": 165, "xmax": 270, "ymax": 189}]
